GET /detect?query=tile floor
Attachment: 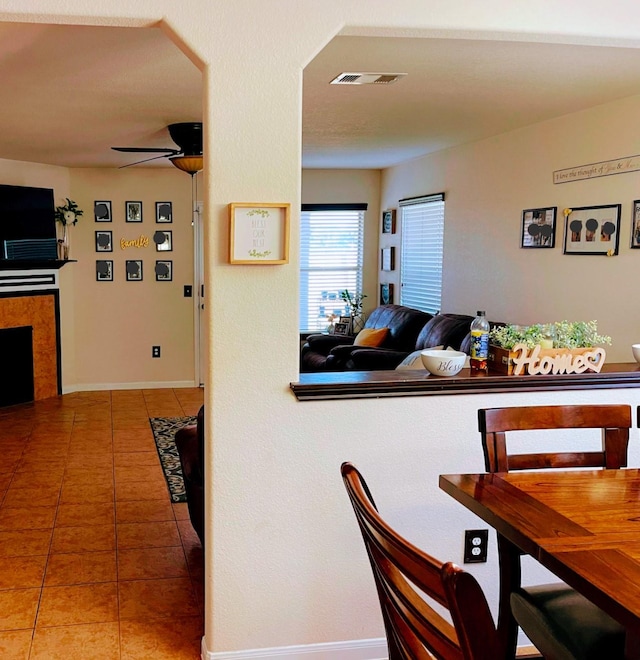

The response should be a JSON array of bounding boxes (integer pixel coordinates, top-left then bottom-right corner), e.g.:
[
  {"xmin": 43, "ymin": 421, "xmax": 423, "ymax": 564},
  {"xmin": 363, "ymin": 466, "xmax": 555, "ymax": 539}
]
[{"xmin": 0, "ymin": 387, "xmax": 205, "ymax": 659}]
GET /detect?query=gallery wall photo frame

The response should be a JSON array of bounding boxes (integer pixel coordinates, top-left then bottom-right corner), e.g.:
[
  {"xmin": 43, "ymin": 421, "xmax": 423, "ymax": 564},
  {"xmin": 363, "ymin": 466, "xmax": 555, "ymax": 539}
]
[
  {"xmin": 563, "ymin": 204, "xmax": 621, "ymax": 255},
  {"xmin": 154, "ymin": 230, "xmax": 173, "ymax": 252},
  {"xmin": 155, "ymin": 260, "xmax": 173, "ymax": 281},
  {"xmin": 95, "ymin": 230, "xmax": 113, "ymax": 252},
  {"xmin": 382, "ymin": 209, "xmax": 396, "ymax": 234},
  {"xmin": 96, "ymin": 260, "xmax": 113, "ymax": 281},
  {"xmin": 521, "ymin": 206, "xmax": 556, "ymax": 248},
  {"xmin": 126, "ymin": 201, "xmax": 143, "ymax": 223},
  {"xmin": 229, "ymin": 202, "xmax": 290, "ymax": 265},
  {"xmin": 126, "ymin": 260, "xmax": 143, "ymax": 281},
  {"xmin": 381, "ymin": 246, "xmax": 396, "ymax": 271},
  {"xmin": 631, "ymin": 200, "xmax": 640, "ymax": 248},
  {"xmin": 94, "ymin": 201, "xmax": 112, "ymax": 222},
  {"xmin": 156, "ymin": 201, "xmax": 173, "ymax": 223},
  {"xmin": 380, "ymin": 283, "xmax": 395, "ymax": 305}
]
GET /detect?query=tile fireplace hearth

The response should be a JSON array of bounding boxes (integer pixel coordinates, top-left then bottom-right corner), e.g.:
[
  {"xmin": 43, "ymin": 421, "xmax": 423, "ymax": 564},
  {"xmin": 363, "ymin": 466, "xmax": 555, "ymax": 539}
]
[{"xmin": 0, "ymin": 291, "xmax": 60, "ymax": 405}]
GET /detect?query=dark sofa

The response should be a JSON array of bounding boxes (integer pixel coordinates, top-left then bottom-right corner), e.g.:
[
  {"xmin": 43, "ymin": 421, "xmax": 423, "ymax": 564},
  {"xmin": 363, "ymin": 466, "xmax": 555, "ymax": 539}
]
[{"xmin": 301, "ymin": 304, "xmax": 502, "ymax": 372}]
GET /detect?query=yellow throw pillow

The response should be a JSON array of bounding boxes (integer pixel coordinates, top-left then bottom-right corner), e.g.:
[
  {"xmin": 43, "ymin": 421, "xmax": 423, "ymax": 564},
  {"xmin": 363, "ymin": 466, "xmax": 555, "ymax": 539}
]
[{"xmin": 353, "ymin": 327, "xmax": 389, "ymax": 347}]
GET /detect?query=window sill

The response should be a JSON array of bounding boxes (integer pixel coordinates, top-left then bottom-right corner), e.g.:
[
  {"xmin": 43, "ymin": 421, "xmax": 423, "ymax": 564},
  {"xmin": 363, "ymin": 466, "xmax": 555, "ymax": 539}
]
[{"xmin": 290, "ymin": 363, "xmax": 640, "ymax": 401}]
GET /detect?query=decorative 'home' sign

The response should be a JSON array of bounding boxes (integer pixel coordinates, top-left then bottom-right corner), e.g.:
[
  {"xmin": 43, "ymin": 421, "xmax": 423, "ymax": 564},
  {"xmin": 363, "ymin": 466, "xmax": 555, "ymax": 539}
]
[
  {"xmin": 510, "ymin": 343, "xmax": 606, "ymax": 375},
  {"xmin": 229, "ymin": 203, "xmax": 290, "ymax": 265}
]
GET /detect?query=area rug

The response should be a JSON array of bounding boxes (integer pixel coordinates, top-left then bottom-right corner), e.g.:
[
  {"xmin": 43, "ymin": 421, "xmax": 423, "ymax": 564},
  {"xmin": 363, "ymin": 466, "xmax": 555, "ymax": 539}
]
[{"xmin": 149, "ymin": 416, "xmax": 197, "ymax": 503}]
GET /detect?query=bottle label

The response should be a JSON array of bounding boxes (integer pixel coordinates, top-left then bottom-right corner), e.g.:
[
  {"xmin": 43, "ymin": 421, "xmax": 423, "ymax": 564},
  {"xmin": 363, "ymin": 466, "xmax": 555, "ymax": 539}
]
[{"xmin": 470, "ymin": 330, "xmax": 489, "ymax": 359}]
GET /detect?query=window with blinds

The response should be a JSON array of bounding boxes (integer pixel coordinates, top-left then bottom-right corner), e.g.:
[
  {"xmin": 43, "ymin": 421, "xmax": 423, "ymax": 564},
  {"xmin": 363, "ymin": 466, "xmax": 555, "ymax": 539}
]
[
  {"xmin": 300, "ymin": 204, "xmax": 365, "ymax": 333},
  {"xmin": 399, "ymin": 193, "xmax": 445, "ymax": 315}
]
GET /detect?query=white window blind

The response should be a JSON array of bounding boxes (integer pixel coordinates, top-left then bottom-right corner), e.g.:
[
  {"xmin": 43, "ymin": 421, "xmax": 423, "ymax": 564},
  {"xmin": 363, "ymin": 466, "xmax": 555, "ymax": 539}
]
[
  {"xmin": 300, "ymin": 206, "xmax": 365, "ymax": 333},
  {"xmin": 399, "ymin": 193, "xmax": 445, "ymax": 315}
]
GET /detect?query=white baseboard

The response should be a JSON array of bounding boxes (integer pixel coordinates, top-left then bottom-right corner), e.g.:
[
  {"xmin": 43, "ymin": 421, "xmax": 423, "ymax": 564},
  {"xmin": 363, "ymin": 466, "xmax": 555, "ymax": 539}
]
[
  {"xmin": 62, "ymin": 380, "xmax": 197, "ymax": 394},
  {"xmin": 201, "ymin": 638, "xmax": 387, "ymax": 660}
]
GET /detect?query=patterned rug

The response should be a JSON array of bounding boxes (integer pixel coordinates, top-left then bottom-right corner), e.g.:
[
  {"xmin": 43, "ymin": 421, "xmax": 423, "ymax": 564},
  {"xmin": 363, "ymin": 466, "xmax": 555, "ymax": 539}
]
[{"xmin": 149, "ymin": 416, "xmax": 197, "ymax": 503}]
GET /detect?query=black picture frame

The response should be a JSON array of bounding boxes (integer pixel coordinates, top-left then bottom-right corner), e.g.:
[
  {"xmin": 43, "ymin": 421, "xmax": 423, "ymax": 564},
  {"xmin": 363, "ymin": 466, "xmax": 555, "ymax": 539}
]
[
  {"xmin": 154, "ymin": 229, "xmax": 173, "ymax": 252},
  {"xmin": 563, "ymin": 204, "xmax": 621, "ymax": 255},
  {"xmin": 125, "ymin": 260, "xmax": 143, "ymax": 281},
  {"xmin": 380, "ymin": 283, "xmax": 394, "ymax": 305},
  {"xmin": 382, "ymin": 209, "xmax": 396, "ymax": 234},
  {"xmin": 631, "ymin": 200, "xmax": 640, "ymax": 248},
  {"xmin": 156, "ymin": 201, "xmax": 173, "ymax": 223},
  {"xmin": 126, "ymin": 201, "xmax": 143, "ymax": 223},
  {"xmin": 96, "ymin": 260, "xmax": 113, "ymax": 281},
  {"xmin": 333, "ymin": 322, "xmax": 350, "ymax": 336},
  {"xmin": 381, "ymin": 246, "xmax": 395, "ymax": 271},
  {"xmin": 94, "ymin": 200, "xmax": 112, "ymax": 223},
  {"xmin": 155, "ymin": 260, "xmax": 173, "ymax": 281},
  {"xmin": 521, "ymin": 207, "xmax": 556, "ymax": 248},
  {"xmin": 95, "ymin": 230, "xmax": 112, "ymax": 252}
]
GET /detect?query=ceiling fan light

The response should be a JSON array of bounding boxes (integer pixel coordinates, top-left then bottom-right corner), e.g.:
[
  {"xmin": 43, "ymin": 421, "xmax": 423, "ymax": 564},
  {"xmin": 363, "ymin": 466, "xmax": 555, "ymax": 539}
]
[{"xmin": 170, "ymin": 155, "xmax": 203, "ymax": 175}]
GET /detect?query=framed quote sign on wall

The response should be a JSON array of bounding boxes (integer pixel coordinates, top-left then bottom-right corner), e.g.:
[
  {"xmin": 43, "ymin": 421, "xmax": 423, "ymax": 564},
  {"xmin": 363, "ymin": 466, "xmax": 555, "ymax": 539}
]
[{"xmin": 229, "ymin": 203, "xmax": 290, "ymax": 265}]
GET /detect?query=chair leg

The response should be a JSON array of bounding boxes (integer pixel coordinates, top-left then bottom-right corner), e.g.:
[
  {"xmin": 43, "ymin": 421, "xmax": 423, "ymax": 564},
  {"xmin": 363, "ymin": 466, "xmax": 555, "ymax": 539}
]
[{"xmin": 497, "ymin": 534, "xmax": 521, "ymax": 660}]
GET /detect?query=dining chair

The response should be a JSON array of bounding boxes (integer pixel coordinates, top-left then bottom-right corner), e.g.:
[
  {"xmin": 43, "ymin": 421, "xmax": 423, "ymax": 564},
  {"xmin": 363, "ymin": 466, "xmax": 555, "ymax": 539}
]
[
  {"xmin": 478, "ymin": 404, "xmax": 630, "ymax": 660},
  {"xmin": 341, "ymin": 461, "xmax": 501, "ymax": 660}
]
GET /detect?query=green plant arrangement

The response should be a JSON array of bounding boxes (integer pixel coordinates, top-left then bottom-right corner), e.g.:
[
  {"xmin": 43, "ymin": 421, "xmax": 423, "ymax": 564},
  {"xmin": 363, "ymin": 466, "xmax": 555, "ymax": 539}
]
[
  {"xmin": 54, "ymin": 198, "xmax": 84, "ymax": 226},
  {"xmin": 340, "ymin": 290, "xmax": 367, "ymax": 317},
  {"xmin": 490, "ymin": 321, "xmax": 611, "ymax": 350}
]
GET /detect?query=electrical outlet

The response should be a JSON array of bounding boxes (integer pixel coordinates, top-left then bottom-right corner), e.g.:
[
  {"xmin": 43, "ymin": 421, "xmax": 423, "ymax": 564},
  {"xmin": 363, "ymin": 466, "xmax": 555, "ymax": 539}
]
[
  {"xmin": 152, "ymin": 346, "xmax": 161, "ymax": 358},
  {"xmin": 184, "ymin": 285, "xmax": 193, "ymax": 298},
  {"xmin": 463, "ymin": 529, "xmax": 488, "ymax": 563}
]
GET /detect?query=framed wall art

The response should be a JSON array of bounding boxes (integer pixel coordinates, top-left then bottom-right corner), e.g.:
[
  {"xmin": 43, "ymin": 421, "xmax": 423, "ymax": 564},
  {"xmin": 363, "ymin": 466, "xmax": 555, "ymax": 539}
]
[
  {"xmin": 155, "ymin": 260, "xmax": 172, "ymax": 281},
  {"xmin": 126, "ymin": 260, "xmax": 143, "ymax": 281},
  {"xmin": 126, "ymin": 201, "xmax": 143, "ymax": 223},
  {"xmin": 94, "ymin": 201, "xmax": 112, "ymax": 222},
  {"xmin": 154, "ymin": 230, "xmax": 172, "ymax": 252},
  {"xmin": 382, "ymin": 209, "xmax": 396, "ymax": 234},
  {"xmin": 380, "ymin": 283, "xmax": 395, "ymax": 305},
  {"xmin": 381, "ymin": 246, "xmax": 396, "ymax": 271},
  {"xmin": 156, "ymin": 201, "xmax": 172, "ymax": 223},
  {"xmin": 229, "ymin": 202, "xmax": 290, "ymax": 264},
  {"xmin": 95, "ymin": 230, "xmax": 113, "ymax": 252},
  {"xmin": 563, "ymin": 204, "xmax": 621, "ymax": 255},
  {"xmin": 96, "ymin": 260, "xmax": 113, "ymax": 281},
  {"xmin": 521, "ymin": 207, "xmax": 556, "ymax": 248},
  {"xmin": 631, "ymin": 200, "xmax": 640, "ymax": 248}
]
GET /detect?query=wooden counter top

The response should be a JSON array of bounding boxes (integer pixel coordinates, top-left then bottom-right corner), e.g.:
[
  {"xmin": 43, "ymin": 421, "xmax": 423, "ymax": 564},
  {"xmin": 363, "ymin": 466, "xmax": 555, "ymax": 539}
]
[{"xmin": 290, "ymin": 362, "xmax": 640, "ymax": 400}]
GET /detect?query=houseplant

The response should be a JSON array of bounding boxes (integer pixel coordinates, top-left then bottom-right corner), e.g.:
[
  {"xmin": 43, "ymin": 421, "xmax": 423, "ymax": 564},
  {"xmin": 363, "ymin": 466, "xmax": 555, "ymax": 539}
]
[
  {"xmin": 488, "ymin": 321, "xmax": 611, "ymax": 375},
  {"xmin": 340, "ymin": 290, "xmax": 367, "ymax": 333},
  {"xmin": 54, "ymin": 198, "xmax": 84, "ymax": 260}
]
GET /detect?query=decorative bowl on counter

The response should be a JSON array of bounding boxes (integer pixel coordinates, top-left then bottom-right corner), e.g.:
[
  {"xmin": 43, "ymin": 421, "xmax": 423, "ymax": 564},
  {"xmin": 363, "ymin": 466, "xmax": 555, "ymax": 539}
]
[
  {"xmin": 632, "ymin": 344, "xmax": 640, "ymax": 364},
  {"xmin": 421, "ymin": 349, "xmax": 466, "ymax": 376}
]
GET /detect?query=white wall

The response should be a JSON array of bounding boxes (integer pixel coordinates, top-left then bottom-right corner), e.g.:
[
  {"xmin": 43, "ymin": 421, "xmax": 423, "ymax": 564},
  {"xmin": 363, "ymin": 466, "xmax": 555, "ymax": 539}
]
[
  {"xmin": 302, "ymin": 169, "xmax": 381, "ymax": 317},
  {"xmin": 5, "ymin": 2, "xmax": 640, "ymax": 658},
  {"xmin": 382, "ymin": 93, "xmax": 640, "ymax": 362}
]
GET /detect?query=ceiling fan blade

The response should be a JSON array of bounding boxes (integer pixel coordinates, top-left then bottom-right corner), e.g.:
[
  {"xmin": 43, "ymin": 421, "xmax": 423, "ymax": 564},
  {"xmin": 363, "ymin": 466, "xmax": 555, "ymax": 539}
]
[
  {"xmin": 112, "ymin": 146, "xmax": 180, "ymax": 154},
  {"xmin": 118, "ymin": 153, "xmax": 177, "ymax": 168}
]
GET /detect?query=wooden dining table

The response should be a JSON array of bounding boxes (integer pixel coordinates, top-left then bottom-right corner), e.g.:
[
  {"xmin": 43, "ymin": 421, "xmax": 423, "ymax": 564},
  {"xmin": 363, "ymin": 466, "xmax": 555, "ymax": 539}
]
[{"xmin": 440, "ymin": 468, "xmax": 640, "ymax": 659}]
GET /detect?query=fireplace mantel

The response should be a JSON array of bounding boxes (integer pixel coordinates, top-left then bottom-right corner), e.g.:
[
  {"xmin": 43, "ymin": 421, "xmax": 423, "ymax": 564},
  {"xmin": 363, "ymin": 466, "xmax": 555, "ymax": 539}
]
[{"xmin": 0, "ymin": 259, "xmax": 76, "ymax": 271}]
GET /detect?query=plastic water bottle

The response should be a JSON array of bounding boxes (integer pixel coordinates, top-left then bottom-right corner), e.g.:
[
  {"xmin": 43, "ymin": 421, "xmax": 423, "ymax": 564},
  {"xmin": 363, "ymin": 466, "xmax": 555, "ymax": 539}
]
[{"xmin": 470, "ymin": 310, "xmax": 490, "ymax": 372}]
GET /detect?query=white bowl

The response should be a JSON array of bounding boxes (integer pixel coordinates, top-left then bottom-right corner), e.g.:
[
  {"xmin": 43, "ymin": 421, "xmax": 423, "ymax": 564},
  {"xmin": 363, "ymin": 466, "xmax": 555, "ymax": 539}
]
[
  {"xmin": 632, "ymin": 344, "xmax": 640, "ymax": 364},
  {"xmin": 421, "ymin": 349, "xmax": 466, "ymax": 376}
]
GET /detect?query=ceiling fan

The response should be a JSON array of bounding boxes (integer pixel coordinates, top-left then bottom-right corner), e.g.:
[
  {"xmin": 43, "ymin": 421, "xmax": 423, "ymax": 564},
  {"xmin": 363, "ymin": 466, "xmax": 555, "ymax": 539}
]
[{"xmin": 112, "ymin": 122, "xmax": 203, "ymax": 174}]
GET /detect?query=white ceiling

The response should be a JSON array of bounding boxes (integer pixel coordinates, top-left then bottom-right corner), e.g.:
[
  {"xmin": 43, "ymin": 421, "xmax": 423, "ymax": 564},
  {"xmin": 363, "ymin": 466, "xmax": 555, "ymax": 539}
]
[{"xmin": 2, "ymin": 23, "xmax": 640, "ymax": 170}]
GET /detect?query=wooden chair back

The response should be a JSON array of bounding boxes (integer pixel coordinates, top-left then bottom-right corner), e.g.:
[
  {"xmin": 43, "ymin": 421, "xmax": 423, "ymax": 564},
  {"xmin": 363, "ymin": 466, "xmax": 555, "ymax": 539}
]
[
  {"xmin": 479, "ymin": 404, "xmax": 631, "ymax": 473},
  {"xmin": 341, "ymin": 462, "xmax": 500, "ymax": 660}
]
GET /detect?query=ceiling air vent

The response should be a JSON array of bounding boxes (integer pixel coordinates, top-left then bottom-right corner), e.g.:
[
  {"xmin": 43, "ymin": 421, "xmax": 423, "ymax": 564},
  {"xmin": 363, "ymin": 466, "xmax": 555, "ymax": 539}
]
[{"xmin": 330, "ymin": 72, "xmax": 407, "ymax": 85}]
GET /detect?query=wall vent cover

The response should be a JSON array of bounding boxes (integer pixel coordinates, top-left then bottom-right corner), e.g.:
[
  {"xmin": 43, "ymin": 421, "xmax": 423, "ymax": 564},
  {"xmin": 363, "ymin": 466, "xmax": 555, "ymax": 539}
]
[{"xmin": 330, "ymin": 72, "xmax": 407, "ymax": 85}]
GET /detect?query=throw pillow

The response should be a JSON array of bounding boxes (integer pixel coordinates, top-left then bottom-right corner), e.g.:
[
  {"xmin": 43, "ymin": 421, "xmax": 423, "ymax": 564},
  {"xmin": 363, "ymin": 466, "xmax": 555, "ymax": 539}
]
[
  {"xmin": 395, "ymin": 345, "xmax": 444, "ymax": 370},
  {"xmin": 395, "ymin": 350, "xmax": 426, "ymax": 370},
  {"xmin": 353, "ymin": 327, "xmax": 389, "ymax": 347}
]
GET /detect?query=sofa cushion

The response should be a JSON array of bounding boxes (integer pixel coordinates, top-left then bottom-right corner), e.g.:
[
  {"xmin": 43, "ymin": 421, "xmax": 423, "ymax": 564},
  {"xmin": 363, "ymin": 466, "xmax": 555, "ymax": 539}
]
[
  {"xmin": 364, "ymin": 304, "xmax": 433, "ymax": 352},
  {"xmin": 354, "ymin": 327, "xmax": 389, "ymax": 347},
  {"xmin": 415, "ymin": 314, "xmax": 475, "ymax": 352}
]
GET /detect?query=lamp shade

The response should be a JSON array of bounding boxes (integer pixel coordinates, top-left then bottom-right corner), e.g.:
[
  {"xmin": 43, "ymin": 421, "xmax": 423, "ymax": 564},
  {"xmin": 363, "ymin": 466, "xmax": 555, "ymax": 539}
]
[{"xmin": 170, "ymin": 155, "xmax": 203, "ymax": 175}]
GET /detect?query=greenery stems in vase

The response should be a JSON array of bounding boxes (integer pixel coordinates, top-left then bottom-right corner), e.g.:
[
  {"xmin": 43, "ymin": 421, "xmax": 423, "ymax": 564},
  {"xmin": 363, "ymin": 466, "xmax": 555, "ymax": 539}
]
[{"xmin": 54, "ymin": 198, "xmax": 83, "ymax": 261}]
